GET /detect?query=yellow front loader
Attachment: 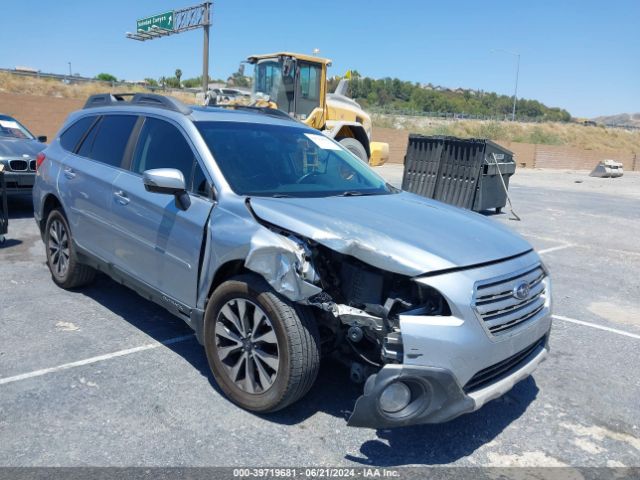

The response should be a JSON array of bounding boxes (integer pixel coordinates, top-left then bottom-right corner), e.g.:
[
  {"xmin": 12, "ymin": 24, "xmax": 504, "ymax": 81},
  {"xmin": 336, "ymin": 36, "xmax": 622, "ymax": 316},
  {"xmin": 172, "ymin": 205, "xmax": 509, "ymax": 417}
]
[{"xmin": 246, "ymin": 52, "xmax": 388, "ymax": 166}]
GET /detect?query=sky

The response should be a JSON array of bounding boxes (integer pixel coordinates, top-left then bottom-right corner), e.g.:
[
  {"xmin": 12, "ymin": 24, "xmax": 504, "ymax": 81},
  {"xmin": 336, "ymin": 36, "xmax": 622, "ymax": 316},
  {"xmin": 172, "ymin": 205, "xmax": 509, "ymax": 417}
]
[{"xmin": 2, "ymin": 0, "xmax": 639, "ymax": 118}]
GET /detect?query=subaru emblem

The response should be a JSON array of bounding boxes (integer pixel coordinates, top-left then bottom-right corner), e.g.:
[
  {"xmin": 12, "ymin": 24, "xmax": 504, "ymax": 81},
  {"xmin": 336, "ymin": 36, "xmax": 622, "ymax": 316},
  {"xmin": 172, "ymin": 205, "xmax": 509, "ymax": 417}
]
[{"xmin": 513, "ymin": 282, "xmax": 530, "ymax": 300}]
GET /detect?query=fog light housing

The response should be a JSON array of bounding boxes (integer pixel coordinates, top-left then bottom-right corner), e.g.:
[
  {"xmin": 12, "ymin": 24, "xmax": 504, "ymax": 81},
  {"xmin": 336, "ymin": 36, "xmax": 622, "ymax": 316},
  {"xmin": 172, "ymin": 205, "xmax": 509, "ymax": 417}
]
[{"xmin": 379, "ymin": 382, "xmax": 411, "ymax": 413}]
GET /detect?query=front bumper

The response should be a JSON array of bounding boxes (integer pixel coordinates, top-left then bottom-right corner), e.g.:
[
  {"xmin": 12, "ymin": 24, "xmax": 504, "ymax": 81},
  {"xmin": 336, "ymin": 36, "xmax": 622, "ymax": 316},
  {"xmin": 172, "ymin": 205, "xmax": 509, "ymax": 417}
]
[
  {"xmin": 348, "ymin": 333, "xmax": 549, "ymax": 428},
  {"xmin": 2, "ymin": 171, "xmax": 35, "ymax": 194}
]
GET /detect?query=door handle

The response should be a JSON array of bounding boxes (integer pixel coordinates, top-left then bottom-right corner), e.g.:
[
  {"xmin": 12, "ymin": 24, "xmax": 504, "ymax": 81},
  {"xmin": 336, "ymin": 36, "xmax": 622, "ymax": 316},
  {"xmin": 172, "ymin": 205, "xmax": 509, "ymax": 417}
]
[
  {"xmin": 63, "ymin": 167, "xmax": 76, "ymax": 179},
  {"xmin": 113, "ymin": 190, "xmax": 130, "ymax": 205}
]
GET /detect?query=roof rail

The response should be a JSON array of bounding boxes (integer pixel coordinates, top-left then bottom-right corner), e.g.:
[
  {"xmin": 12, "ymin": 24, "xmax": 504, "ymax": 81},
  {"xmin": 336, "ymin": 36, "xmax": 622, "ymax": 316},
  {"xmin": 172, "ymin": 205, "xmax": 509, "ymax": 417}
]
[{"xmin": 83, "ymin": 93, "xmax": 192, "ymax": 115}]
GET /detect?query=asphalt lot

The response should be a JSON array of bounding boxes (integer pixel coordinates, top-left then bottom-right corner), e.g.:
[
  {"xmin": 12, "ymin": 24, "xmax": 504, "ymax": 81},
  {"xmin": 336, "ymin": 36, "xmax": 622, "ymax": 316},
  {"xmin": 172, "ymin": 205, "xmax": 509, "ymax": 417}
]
[{"xmin": 0, "ymin": 167, "xmax": 639, "ymax": 467}]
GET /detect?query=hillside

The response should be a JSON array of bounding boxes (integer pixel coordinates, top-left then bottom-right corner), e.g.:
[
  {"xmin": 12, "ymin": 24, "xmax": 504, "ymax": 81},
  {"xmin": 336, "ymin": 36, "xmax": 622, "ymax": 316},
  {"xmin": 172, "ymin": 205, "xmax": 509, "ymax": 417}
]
[
  {"xmin": 593, "ymin": 113, "xmax": 640, "ymax": 127},
  {"xmin": 2, "ymin": 71, "xmax": 638, "ymax": 155},
  {"xmin": 328, "ymin": 75, "xmax": 572, "ymax": 122},
  {"xmin": 0, "ymin": 72, "xmax": 195, "ymax": 104},
  {"xmin": 373, "ymin": 114, "xmax": 640, "ymax": 154}
]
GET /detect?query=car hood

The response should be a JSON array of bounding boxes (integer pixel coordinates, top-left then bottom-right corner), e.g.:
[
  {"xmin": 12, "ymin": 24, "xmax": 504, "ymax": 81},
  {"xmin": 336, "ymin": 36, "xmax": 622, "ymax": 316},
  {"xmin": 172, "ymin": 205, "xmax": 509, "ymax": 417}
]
[
  {"xmin": 0, "ymin": 138, "xmax": 45, "ymax": 159},
  {"xmin": 248, "ymin": 192, "xmax": 532, "ymax": 276}
]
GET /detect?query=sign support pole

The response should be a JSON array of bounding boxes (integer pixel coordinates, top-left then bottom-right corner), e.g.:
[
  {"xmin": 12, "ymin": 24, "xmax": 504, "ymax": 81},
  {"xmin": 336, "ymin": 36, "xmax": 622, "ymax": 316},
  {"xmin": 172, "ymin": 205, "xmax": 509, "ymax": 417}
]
[{"xmin": 202, "ymin": 2, "xmax": 210, "ymax": 95}]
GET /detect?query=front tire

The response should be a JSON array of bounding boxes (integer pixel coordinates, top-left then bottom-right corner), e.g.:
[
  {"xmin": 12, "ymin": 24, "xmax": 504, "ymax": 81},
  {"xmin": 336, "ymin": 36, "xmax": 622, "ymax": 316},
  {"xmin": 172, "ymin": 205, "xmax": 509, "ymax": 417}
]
[
  {"xmin": 204, "ymin": 273, "xmax": 320, "ymax": 412},
  {"xmin": 338, "ymin": 137, "xmax": 368, "ymax": 164},
  {"xmin": 44, "ymin": 208, "xmax": 96, "ymax": 289}
]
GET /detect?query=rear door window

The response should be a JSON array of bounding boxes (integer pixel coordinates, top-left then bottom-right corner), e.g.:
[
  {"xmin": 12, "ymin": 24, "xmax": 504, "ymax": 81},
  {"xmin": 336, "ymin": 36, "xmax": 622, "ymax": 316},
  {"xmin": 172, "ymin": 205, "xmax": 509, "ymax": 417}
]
[
  {"xmin": 60, "ymin": 116, "xmax": 96, "ymax": 152},
  {"xmin": 77, "ymin": 115, "xmax": 137, "ymax": 168}
]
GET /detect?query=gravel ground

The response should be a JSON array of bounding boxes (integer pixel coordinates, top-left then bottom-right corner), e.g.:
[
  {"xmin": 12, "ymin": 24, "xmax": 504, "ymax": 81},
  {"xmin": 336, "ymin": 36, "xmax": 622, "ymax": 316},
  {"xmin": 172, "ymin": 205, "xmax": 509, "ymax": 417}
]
[{"xmin": 0, "ymin": 168, "xmax": 638, "ymax": 468}]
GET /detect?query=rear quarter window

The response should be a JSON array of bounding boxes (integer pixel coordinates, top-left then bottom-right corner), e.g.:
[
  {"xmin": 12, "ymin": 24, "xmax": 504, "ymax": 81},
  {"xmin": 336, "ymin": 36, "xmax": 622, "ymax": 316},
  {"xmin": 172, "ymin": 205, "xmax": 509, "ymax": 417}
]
[{"xmin": 59, "ymin": 116, "xmax": 96, "ymax": 152}]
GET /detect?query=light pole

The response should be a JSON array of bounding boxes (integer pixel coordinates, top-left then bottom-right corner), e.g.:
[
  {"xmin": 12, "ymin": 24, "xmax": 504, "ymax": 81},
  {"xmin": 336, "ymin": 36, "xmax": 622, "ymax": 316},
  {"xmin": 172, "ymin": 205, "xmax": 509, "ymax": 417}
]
[
  {"xmin": 68, "ymin": 62, "xmax": 72, "ymax": 77},
  {"xmin": 492, "ymin": 49, "xmax": 520, "ymax": 121}
]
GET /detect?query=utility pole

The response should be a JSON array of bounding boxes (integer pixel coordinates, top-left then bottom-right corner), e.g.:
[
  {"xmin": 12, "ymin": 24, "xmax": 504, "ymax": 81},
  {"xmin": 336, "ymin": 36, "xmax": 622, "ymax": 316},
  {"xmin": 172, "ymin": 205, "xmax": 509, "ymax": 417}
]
[{"xmin": 491, "ymin": 49, "xmax": 520, "ymax": 121}]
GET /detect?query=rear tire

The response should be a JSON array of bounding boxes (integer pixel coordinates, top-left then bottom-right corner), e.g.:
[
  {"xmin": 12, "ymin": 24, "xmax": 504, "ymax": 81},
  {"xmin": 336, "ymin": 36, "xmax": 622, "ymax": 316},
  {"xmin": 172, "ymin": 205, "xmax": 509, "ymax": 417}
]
[
  {"xmin": 44, "ymin": 208, "xmax": 96, "ymax": 289},
  {"xmin": 337, "ymin": 137, "xmax": 368, "ymax": 164},
  {"xmin": 204, "ymin": 273, "xmax": 320, "ymax": 412}
]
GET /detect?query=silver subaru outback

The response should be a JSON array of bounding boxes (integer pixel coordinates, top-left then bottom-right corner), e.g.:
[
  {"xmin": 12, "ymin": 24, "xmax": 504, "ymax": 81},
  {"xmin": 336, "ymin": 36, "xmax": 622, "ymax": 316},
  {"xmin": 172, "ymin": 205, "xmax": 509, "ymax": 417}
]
[{"xmin": 33, "ymin": 93, "xmax": 551, "ymax": 428}]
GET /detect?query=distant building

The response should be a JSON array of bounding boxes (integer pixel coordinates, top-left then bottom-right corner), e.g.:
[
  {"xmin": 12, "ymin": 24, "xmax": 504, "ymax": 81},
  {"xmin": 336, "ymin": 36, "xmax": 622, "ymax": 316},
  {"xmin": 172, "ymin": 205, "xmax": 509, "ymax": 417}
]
[{"xmin": 14, "ymin": 66, "xmax": 38, "ymax": 73}]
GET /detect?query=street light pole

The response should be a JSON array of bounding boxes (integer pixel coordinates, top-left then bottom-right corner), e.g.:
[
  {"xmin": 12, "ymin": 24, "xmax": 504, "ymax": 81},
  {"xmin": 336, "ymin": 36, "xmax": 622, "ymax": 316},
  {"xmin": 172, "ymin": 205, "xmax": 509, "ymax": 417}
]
[
  {"xmin": 492, "ymin": 49, "xmax": 520, "ymax": 121},
  {"xmin": 512, "ymin": 53, "xmax": 520, "ymax": 121}
]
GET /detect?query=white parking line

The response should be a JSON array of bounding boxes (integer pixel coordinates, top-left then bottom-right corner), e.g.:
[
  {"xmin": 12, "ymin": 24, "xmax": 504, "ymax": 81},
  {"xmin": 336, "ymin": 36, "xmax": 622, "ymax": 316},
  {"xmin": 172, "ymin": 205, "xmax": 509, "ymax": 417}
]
[
  {"xmin": 0, "ymin": 334, "xmax": 194, "ymax": 386},
  {"xmin": 2, "ymin": 316, "xmax": 638, "ymax": 387},
  {"xmin": 538, "ymin": 244, "xmax": 575, "ymax": 255},
  {"xmin": 553, "ymin": 315, "xmax": 640, "ymax": 340}
]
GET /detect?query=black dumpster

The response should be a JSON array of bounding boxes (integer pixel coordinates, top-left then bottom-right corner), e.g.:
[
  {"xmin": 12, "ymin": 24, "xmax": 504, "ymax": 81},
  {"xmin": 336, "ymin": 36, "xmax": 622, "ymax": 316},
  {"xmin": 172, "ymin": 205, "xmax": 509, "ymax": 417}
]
[
  {"xmin": 0, "ymin": 166, "xmax": 8, "ymax": 244},
  {"xmin": 402, "ymin": 135, "xmax": 515, "ymax": 212}
]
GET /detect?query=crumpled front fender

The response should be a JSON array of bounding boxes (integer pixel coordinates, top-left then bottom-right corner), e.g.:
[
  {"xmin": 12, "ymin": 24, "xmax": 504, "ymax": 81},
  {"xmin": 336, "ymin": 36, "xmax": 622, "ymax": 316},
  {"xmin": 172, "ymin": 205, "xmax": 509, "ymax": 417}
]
[{"xmin": 244, "ymin": 227, "xmax": 322, "ymax": 302}]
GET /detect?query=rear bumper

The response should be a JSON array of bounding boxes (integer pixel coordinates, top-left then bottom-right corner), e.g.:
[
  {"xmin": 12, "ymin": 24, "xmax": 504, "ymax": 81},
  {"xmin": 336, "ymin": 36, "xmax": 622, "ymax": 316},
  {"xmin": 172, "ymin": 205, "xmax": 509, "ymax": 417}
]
[{"xmin": 348, "ymin": 333, "xmax": 549, "ymax": 428}]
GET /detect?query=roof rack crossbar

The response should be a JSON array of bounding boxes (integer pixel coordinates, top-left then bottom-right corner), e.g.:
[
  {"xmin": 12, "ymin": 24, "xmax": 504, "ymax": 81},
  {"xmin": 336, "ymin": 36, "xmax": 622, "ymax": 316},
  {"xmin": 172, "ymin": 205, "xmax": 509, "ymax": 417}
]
[{"xmin": 83, "ymin": 93, "xmax": 192, "ymax": 115}]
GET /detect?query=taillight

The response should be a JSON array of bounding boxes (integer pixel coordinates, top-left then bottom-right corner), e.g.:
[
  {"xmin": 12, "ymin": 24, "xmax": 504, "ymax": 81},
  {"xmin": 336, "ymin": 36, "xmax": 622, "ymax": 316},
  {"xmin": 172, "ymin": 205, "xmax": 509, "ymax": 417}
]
[{"xmin": 35, "ymin": 152, "xmax": 46, "ymax": 170}]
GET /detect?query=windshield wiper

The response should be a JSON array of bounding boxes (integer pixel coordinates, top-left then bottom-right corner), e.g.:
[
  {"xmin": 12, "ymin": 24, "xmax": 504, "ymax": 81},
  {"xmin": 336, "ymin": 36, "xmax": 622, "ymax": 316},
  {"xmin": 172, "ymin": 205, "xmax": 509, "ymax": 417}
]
[{"xmin": 336, "ymin": 191, "xmax": 380, "ymax": 197}]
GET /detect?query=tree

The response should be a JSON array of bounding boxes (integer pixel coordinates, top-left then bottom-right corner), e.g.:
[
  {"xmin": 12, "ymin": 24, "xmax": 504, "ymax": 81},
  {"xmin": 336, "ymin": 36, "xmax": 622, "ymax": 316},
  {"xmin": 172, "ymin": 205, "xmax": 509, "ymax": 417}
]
[
  {"xmin": 164, "ymin": 76, "xmax": 180, "ymax": 88},
  {"xmin": 144, "ymin": 78, "xmax": 158, "ymax": 87},
  {"xmin": 175, "ymin": 69, "xmax": 182, "ymax": 88},
  {"xmin": 95, "ymin": 73, "xmax": 117, "ymax": 82},
  {"xmin": 229, "ymin": 72, "xmax": 250, "ymax": 88},
  {"xmin": 182, "ymin": 76, "xmax": 202, "ymax": 88},
  {"xmin": 228, "ymin": 63, "xmax": 251, "ymax": 88}
]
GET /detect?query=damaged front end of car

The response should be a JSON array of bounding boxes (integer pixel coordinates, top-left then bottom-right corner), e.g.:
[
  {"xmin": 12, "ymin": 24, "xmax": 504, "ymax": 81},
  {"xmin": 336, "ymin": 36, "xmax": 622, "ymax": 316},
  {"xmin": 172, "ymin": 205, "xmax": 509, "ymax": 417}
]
[{"xmin": 243, "ymin": 201, "xmax": 467, "ymax": 428}]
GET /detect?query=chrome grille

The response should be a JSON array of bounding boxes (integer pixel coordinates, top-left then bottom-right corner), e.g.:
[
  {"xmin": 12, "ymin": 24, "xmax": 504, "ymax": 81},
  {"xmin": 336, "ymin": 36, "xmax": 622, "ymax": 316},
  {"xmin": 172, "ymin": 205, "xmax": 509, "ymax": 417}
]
[
  {"xmin": 473, "ymin": 264, "xmax": 547, "ymax": 336},
  {"xmin": 9, "ymin": 159, "xmax": 28, "ymax": 171},
  {"xmin": 29, "ymin": 159, "xmax": 36, "ymax": 171}
]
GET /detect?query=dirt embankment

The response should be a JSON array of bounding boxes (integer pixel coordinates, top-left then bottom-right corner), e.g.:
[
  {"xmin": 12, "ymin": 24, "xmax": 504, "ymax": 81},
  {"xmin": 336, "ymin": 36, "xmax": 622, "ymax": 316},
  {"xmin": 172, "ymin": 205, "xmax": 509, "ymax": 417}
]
[
  {"xmin": 0, "ymin": 92, "xmax": 83, "ymax": 141},
  {"xmin": 372, "ymin": 125, "xmax": 639, "ymax": 171},
  {"xmin": 0, "ymin": 72, "xmax": 195, "ymax": 140}
]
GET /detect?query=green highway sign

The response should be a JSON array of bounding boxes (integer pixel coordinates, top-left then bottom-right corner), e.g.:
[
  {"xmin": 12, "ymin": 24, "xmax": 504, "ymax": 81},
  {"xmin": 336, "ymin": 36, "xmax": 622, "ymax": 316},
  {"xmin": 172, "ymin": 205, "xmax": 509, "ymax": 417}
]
[{"xmin": 137, "ymin": 11, "xmax": 174, "ymax": 32}]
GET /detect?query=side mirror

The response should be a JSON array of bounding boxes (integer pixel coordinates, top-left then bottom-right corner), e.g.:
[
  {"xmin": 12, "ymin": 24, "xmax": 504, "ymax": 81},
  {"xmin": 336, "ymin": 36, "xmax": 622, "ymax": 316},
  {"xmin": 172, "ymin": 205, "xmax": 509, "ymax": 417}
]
[
  {"xmin": 37, "ymin": 135, "xmax": 47, "ymax": 143},
  {"xmin": 142, "ymin": 168, "xmax": 191, "ymax": 211}
]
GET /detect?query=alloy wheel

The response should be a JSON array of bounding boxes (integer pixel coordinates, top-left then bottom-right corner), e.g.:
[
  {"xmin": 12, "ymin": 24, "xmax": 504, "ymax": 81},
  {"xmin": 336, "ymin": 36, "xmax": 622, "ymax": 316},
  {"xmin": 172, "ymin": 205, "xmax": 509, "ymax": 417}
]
[
  {"xmin": 48, "ymin": 219, "xmax": 70, "ymax": 277},
  {"xmin": 215, "ymin": 298, "xmax": 280, "ymax": 394}
]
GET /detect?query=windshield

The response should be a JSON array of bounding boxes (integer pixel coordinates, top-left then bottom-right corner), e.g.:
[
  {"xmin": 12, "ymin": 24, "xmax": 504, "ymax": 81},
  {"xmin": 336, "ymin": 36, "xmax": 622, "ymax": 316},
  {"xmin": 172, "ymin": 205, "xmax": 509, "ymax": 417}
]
[
  {"xmin": 253, "ymin": 60, "xmax": 293, "ymax": 114},
  {"xmin": 196, "ymin": 121, "xmax": 393, "ymax": 198},
  {"xmin": 253, "ymin": 59, "xmax": 322, "ymax": 119},
  {"xmin": 0, "ymin": 115, "xmax": 35, "ymax": 140}
]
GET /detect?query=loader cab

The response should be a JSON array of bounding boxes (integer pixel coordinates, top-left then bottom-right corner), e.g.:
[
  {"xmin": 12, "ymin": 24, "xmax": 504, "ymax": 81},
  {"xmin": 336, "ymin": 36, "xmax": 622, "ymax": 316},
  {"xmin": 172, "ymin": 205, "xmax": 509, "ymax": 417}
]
[{"xmin": 248, "ymin": 52, "xmax": 330, "ymax": 129}]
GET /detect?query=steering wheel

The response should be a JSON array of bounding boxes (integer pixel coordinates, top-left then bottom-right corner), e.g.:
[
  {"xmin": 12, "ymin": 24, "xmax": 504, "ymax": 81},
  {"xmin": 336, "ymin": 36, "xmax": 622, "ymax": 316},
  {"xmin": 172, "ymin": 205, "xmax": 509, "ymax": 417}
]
[{"xmin": 295, "ymin": 170, "xmax": 323, "ymax": 184}]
